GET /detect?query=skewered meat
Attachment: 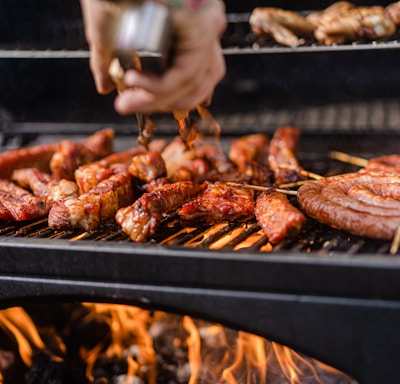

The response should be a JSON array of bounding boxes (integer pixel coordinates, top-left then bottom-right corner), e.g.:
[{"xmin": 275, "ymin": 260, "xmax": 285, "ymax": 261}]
[
  {"xmin": 0, "ymin": 179, "xmax": 47, "ymax": 221},
  {"xmin": 50, "ymin": 128, "xmax": 114, "ymax": 180},
  {"xmin": 178, "ymin": 181, "xmax": 255, "ymax": 226},
  {"xmin": 255, "ymin": 190, "xmax": 306, "ymax": 243},
  {"xmin": 11, "ymin": 168, "xmax": 79, "ymax": 210},
  {"xmin": 0, "ymin": 142, "xmax": 60, "ymax": 179},
  {"xmin": 297, "ymin": 170, "xmax": 400, "ymax": 240},
  {"xmin": 75, "ymin": 140, "xmax": 166, "ymax": 194},
  {"xmin": 229, "ymin": 134, "xmax": 271, "ymax": 186},
  {"xmin": 129, "ymin": 151, "xmax": 167, "ymax": 184},
  {"xmin": 250, "ymin": 7, "xmax": 314, "ymax": 47},
  {"xmin": 308, "ymin": 1, "xmax": 396, "ymax": 45},
  {"xmin": 229, "ymin": 134, "xmax": 270, "ymax": 172},
  {"xmin": 49, "ymin": 164, "xmax": 133, "ymax": 231},
  {"xmin": 268, "ymin": 126, "xmax": 305, "ymax": 185},
  {"xmin": 115, "ymin": 181, "xmax": 206, "ymax": 242}
]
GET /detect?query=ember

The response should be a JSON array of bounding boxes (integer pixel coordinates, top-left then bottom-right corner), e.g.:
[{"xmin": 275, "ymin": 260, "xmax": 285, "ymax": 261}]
[{"xmin": 0, "ymin": 304, "xmax": 353, "ymax": 384}]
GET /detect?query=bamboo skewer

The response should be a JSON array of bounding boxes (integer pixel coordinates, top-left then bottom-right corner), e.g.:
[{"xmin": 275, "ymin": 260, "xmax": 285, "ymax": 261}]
[
  {"xmin": 226, "ymin": 182, "xmax": 298, "ymax": 196},
  {"xmin": 390, "ymin": 225, "xmax": 400, "ymax": 255},
  {"xmin": 329, "ymin": 151, "xmax": 368, "ymax": 168}
]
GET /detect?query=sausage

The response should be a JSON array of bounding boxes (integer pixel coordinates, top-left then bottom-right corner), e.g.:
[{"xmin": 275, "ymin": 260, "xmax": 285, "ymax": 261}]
[
  {"xmin": 255, "ymin": 190, "xmax": 306, "ymax": 243},
  {"xmin": 297, "ymin": 170, "xmax": 400, "ymax": 239}
]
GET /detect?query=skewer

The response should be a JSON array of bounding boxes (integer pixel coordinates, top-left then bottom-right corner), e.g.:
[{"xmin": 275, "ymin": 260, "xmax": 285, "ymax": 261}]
[
  {"xmin": 329, "ymin": 151, "xmax": 368, "ymax": 168},
  {"xmin": 390, "ymin": 225, "xmax": 400, "ymax": 255},
  {"xmin": 277, "ymin": 164, "xmax": 323, "ymax": 180},
  {"xmin": 278, "ymin": 179, "xmax": 313, "ymax": 188},
  {"xmin": 226, "ymin": 182, "xmax": 298, "ymax": 196}
]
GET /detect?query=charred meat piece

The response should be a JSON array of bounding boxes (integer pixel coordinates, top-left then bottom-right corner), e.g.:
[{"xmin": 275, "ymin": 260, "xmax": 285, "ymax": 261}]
[
  {"xmin": 229, "ymin": 134, "xmax": 271, "ymax": 186},
  {"xmin": 11, "ymin": 168, "xmax": 79, "ymax": 211},
  {"xmin": 255, "ymin": 190, "xmax": 306, "ymax": 243},
  {"xmin": 308, "ymin": 1, "xmax": 396, "ymax": 45},
  {"xmin": 0, "ymin": 142, "xmax": 60, "ymax": 179},
  {"xmin": 50, "ymin": 128, "xmax": 114, "ymax": 180},
  {"xmin": 49, "ymin": 164, "xmax": 133, "ymax": 231},
  {"xmin": 0, "ymin": 179, "xmax": 48, "ymax": 221},
  {"xmin": 268, "ymin": 126, "xmax": 305, "ymax": 186},
  {"xmin": 75, "ymin": 140, "xmax": 166, "ymax": 194},
  {"xmin": 178, "ymin": 181, "xmax": 255, "ymax": 227},
  {"xmin": 129, "ymin": 151, "xmax": 167, "ymax": 184},
  {"xmin": 250, "ymin": 7, "xmax": 314, "ymax": 47},
  {"xmin": 386, "ymin": 0, "xmax": 400, "ymax": 25},
  {"xmin": 115, "ymin": 181, "xmax": 206, "ymax": 242}
]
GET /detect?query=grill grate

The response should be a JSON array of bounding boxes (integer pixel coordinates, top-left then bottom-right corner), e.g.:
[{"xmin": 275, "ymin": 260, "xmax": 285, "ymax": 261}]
[{"xmin": 0, "ymin": 210, "xmax": 393, "ymax": 256}]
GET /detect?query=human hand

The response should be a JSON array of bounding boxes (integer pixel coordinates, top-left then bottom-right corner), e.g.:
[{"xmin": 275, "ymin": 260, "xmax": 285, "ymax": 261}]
[
  {"xmin": 80, "ymin": 0, "xmax": 227, "ymax": 113},
  {"xmin": 114, "ymin": 0, "xmax": 227, "ymax": 114},
  {"xmin": 80, "ymin": 0, "xmax": 122, "ymax": 94}
]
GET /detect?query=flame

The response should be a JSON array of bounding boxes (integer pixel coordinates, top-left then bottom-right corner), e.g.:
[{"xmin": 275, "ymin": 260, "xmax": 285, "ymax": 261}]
[
  {"xmin": 221, "ymin": 332, "xmax": 267, "ymax": 384},
  {"xmin": 0, "ymin": 307, "xmax": 47, "ymax": 366},
  {"xmin": 0, "ymin": 304, "xmax": 353, "ymax": 384},
  {"xmin": 183, "ymin": 315, "xmax": 201, "ymax": 384},
  {"xmin": 80, "ymin": 303, "xmax": 157, "ymax": 383}
]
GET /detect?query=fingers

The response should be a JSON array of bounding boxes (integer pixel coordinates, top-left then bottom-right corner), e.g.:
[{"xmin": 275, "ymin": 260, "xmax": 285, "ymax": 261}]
[
  {"xmin": 89, "ymin": 47, "xmax": 116, "ymax": 94},
  {"xmin": 114, "ymin": 43, "xmax": 225, "ymax": 114}
]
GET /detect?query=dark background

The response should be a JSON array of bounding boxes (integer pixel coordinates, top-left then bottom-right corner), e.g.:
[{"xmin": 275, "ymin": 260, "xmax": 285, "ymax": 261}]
[{"xmin": 1, "ymin": 0, "xmax": 400, "ymax": 128}]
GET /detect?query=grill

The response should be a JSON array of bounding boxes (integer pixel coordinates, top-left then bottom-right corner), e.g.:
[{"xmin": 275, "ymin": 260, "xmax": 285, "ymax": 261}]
[{"xmin": 2, "ymin": 1, "xmax": 400, "ymax": 383}]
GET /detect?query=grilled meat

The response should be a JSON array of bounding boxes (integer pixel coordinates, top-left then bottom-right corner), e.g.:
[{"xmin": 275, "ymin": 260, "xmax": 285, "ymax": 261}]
[
  {"xmin": 255, "ymin": 190, "xmax": 306, "ymax": 243},
  {"xmin": 366, "ymin": 154, "xmax": 400, "ymax": 172},
  {"xmin": 250, "ymin": 7, "xmax": 314, "ymax": 47},
  {"xmin": 386, "ymin": 0, "xmax": 400, "ymax": 25},
  {"xmin": 115, "ymin": 181, "xmax": 206, "ymax": 242},
  {"xmin": 268, "ymin": 126, "xmax": 305, "ymax": 185},
  {"xmin": 178, "ymin": 181, "xmax": 255, "ymax": 227},
  {"xmin": 0, "ymin": 142, "xmax": 60, "ymax": 179},
  {"xmin": 129, "ymin": 151, "xmax": 167, "ymax": 184},
  {"xmin": 297, "ymin": 170, "xmax": 400, "ymax": 240},
  {"xmin": 50, "ymin": 128, "xmax": 114, "ymax": 180},
  {"xmin": 48, "ymin": 164, "xmax": 133, "ymax": 231},
  {"xmin": 0, "ymin": 179, "xmax": 47, "ymax": 221},
  {"xmin": 229, "ymin": 134, "xmax": 271, "ymax": 186},
  {"xmin": 11, "ymin": 168, "xmax": 79, "ymax": 210},
  {"xmin": 308, "ymin": 1, "xmax": 396, "ymax": 45},
  {"xmin": 75, "ymin": 140, "xmax": 167, "ymax": 194}
]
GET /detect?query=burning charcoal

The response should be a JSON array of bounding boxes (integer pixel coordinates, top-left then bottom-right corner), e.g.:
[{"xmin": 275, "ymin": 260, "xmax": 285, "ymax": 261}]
[
  {"xmin": 91, "ymin": 356, "xmax": 128, "ymax": 383},
  {"xmin": 24, "ymin": 352, "xmax": 76, "ymax": 384}
]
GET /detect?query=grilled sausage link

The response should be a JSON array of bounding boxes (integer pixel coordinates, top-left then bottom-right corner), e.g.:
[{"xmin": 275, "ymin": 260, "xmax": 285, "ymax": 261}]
[
  {"xmin": 297, "ymin": 170, "xmax": 400, "ymax": 240},
  {"xmin": 0, "ymin": 143, "xmax": 60, "ymax": 179},
  {"xmin": 255, "ymin": 190, "xmax": 306, "ymax": 243}
]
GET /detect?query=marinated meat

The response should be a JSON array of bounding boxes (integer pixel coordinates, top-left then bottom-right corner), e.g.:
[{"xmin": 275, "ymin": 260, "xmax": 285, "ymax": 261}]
[
  {"xmin": 0, "ymin": 142, "xmax": 60, "ymax": 179},
  {"xmin": 115, "ymin": 181, "xmax": 206, "ymax": 242},
  {"xmin": 268, "ymin": 126, "xmax": 305, "ymax": 185},
  {"xmin": 11, "ymin": 168, "xmax": 79, "ymax": 210},
  {"xmin": 49, "ymin": 164, "xmax": 133, "ymax": 231},
  {"xmin": 50, "ymin": 128, "xmax": 114, "ymax": 180},
  {"xmin": 178, "ymin": 181, "xmax": 255, "ymax": 226},
  {"xmin": 0, "ymin": 179, "xmax": 47, "ymax": 221},
  {"xmin": 255, "ymin": 190, "xmax": 306, "ymax": 243},
  {"xmin": 128, "ymin": 151, "xmax": 167, "ymax": 183},
  {"xmin": 250, "ymin": 7, "xmax": 314, "ymax": 47}
]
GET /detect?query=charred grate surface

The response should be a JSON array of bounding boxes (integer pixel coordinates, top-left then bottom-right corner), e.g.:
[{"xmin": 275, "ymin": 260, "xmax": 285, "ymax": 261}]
[{"xmin": 0, "ymin": 212, "xmax": 394, "ymax": 256}]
